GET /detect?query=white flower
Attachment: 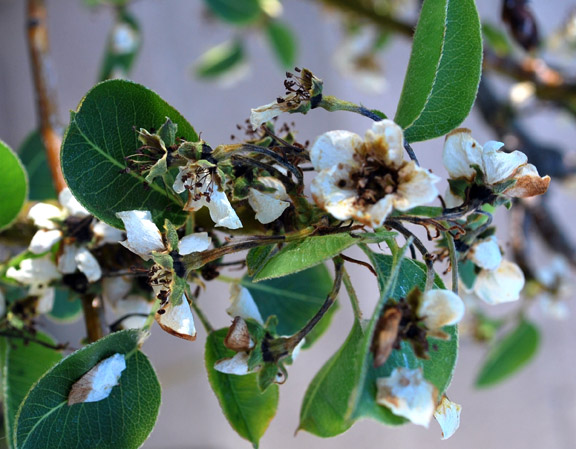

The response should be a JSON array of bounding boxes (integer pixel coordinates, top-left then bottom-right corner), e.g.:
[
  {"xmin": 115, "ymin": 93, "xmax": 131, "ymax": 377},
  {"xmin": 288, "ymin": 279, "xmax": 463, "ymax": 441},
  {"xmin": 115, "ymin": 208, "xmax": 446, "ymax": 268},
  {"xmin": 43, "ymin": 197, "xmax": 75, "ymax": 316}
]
[
  {"xmin": 434, "ymin": 396, "xmax": 461, "ymax": 440},
  {"xmin": 248, "ymin": 177, "xmax": 290, "ymax": 224},
  {"xmin": 92, "ymin": 221, "xmax": 125, "ymax": 245},
  {"xmin": 443, "ymin": 128, "xmax": 550, "ymax": 198},
  {"xmin": 6, "ymin": 256, "xmax": 60, "ymax": 314},
  {"xmin": 173, "ymin": 164, "xmax": 242, "ymax": 229},
  {"xmin": 310, "ymin": 120, "xmax": 440, "ymax": 228},
  {"xmin": 114, "ymin": 295, "xmax": 153, "ymax": 329},
  {"xmin": 155, "ymin": 295, "xmax": 197, "ymax": 341},
  {"xmin": 376, "ymin": 367, "xmax": 438, "ymax": 427},
  {"xmin": 469, "ymin": 236, "xmax": 502, "ymax": 271},
  {"xmin": 116, "ymin": 210, "xmax": 211, "ymax": 260},
  {"xmin": 58, "ymin": 245, "xmax": 102, "ymax": 282},
  {"xmin": 68, "ymin": 353, "xmax": 126, "ymax": 405},
  {"xmin": 227, "ymin": 284, "xmax": 264, "ymax": 324},
  {"xmin": 473, "ymin": 259, "xmax": 525, "ymax": 305},
  {"xmin": 418, "ymin": 289, "xmax": 465, "ymax": 330}
]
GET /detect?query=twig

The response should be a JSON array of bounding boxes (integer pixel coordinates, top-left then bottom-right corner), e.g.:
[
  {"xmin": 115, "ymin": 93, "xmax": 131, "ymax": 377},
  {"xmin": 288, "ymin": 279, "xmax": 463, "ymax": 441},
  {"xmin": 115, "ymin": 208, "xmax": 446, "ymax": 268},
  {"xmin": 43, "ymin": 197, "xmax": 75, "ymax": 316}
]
[
  {"xmin": 342, "ymin": 266, "xmax": 362, "ymax": 320},
  {"xmin": 26, "ymin": 0, "xmax": 66, "ymax": 193},
  {"xmin": 80, "ymin": 294, "xmax": 106, "ymax": 343}
]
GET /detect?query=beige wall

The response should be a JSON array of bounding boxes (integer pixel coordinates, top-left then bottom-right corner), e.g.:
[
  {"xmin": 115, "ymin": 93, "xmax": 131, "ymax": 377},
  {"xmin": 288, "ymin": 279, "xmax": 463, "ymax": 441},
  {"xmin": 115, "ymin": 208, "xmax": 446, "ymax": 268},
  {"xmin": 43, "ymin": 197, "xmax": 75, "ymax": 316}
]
[{"xmin": 1, "ymin": 0, "xmax": 575, "ymax": 448}]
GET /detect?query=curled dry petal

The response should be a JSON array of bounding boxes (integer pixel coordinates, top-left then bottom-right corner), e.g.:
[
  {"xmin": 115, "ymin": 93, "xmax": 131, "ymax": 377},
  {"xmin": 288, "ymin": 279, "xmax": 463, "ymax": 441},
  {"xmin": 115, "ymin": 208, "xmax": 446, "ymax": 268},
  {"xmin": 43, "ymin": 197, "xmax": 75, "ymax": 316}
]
[
  {"xmin": 248, "ymin": 177, "xmax": 291, "ymax": 224},
  {"xmin": 376, "ymin": 367, "xmax": 438, "ymax": 427},
  {"xmin": 116, "ymin": 210, "xmax": 165, "ymax": 260},
  {"xmin": 474, "ymin": 260, "xmax": 525, "ymax": 305},
  {"xmin": 503, "ymin": 164, "xmax": 551, "ymax": 198},
  {"xmin": 418, "ymin": 289, "xmax": 465, "ymax": 330},
  {"xmin": 68, "ymin": 353, "xmax": 127, "ymax": 405},
  {"xmin": 443, "ymin": 128, "xmax": 484, "ymax": 181},
  {"xmin": 178, "ymin": 232, "xmax": 211, "ymax": 255},
  {"xmin": 249, "ymin": 98, "xmax": 292, "ymax": 129},
  {"xmin": 214, "ymin": 351, "xmax": 253, "ymax": 375},
  {"xmin": 224, "ymin": 317, "xmax": 254, "ymax": 351},
  {"xmin": 469, "ymin": 236, "xmax": 502, "ymax": 271},
  {"xmin": 227, "ymin": 284, "xmax": 264, "ymax": 324},
  {"xmin": 155, "ymin": 295, "xmax": 197, "ymax": 341},
  {"xmin": 434, "ymin": 396, "xmax": 462, "ymax": 440}
]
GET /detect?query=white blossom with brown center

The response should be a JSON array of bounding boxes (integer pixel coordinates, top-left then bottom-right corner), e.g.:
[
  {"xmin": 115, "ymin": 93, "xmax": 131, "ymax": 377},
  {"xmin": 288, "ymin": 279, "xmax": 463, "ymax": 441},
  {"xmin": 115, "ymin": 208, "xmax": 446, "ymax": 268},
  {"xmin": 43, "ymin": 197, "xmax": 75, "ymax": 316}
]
[{"xmin": 310, "ymin": 120, "xmax": 440, "ymax": 228}]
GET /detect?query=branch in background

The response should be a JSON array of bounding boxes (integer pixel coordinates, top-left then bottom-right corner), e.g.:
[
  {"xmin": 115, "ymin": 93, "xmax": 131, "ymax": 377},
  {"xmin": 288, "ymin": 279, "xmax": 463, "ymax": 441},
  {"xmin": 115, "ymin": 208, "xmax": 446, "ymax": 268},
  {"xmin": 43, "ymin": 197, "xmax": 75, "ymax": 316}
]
[
  {"xmin": 27, "ymin": 0, "xmax": 66, "ymax": 193},
  {"xmin": 80, "ymin": 294, "xmax": 106, "ymax": 343}
]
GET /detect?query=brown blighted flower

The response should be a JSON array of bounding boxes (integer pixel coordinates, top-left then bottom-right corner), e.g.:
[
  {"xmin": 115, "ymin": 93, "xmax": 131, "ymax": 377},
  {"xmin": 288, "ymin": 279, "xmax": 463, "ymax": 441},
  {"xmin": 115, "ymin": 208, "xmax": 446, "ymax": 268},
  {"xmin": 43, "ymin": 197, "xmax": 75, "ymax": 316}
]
[
  {"xmin": 443, "ymin": 128, "xmax": 550, "ymax": 199},
  {"xmin": 310, "ymin": 120, "xmax": 440, "ymax": 228}
]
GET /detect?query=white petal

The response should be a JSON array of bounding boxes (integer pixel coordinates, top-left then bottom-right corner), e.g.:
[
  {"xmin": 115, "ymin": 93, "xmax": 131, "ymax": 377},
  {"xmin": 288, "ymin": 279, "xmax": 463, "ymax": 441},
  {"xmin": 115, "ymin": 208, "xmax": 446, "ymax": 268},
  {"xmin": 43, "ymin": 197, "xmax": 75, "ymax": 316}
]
[
  {"xmin": 29, "ymin": 229, "xmax": 62, "ymax": 254},
  {"xmin": 28, "ymin": 203, "xmax": 63, "ymax": 229},
  {"xmin": 395, "ymin": 164, "xmax": 440, "ymax": 210},
  {"xmin": 419, "ymin": 289, "xmax": 465, "ymax": 330},
  {"xmin": 250, "ymin": 98, "xmax": 292, "ymax": 129},
  {"xmin": 503, "ymin": 163, "xmax": 550, "ymax": 198},
  {"xmin": 206, "ymin": 188, "xmax": 243, "ymax": 229},
  {"xmin": 310, "ymin": 130, "xmax": 361, "ymax": 172},
  {"xmin": 365, "ymin": 120, "xmax": 405, "ymax": 168},
  {"xmin": 469, "ymin": 236, "xmax": 502, "ymax": 271},
  {"xmin": 434, "ymin": 396, "xmax": 461, "ymax": 440},
  {"xmin": 58, "ymin": 245, "xmax": 78, "ymax": 274},
  {"xmin": 443, "ymin": 129, "xmax": 484, "ymax": 180},
  {"xmin": 443, "ymin": 187, "xmax": 464, "ymax": 208},
  {"xmin": 58, "ymin": 188, "xmax": 90, "ymax": 217},
  {"xmin": 362, "ymin": 195, "xmax": 395, "ymax": 228},
  {"xmin": 35, "ymin": 286, "xmax": 55, "ymax": 314},
  {"xmin": 102, "ymin": 276, "xmax": 133, "ymax": 305},
  {"xmin": 474, "ymin": 260, "xmax": 525, "ymax": 305},
  {"xmin": 227, "ymin": 284, "xmax": 264, "ymax": 324},
  {"xmin": 482, "ymin": 145, "xmax": 527, "ymax": 186},
  {"xmin": 248, "ymin": 188, "xmax": 290, "ymax": 224},
  {"xmin": 156, "ymin": 295, "xmax": 196, "ymax": 340},
  {"xmin": 376, "ymin": 367, "xmax": 437, "ymax": 427},
  {"xmin": 214, "ymin": 351, "xmax": 252, "ymax": 375},
  {"xmin": 116, "ymin": 210, "xmax": 165, "ymax": 260},
  {"xmin": 172, "ymin": 166, "xmax": 190, "ymax": 194},
  {"xmin": 68, "ymin": 354, "xmax": 127, "ymax": 405},
  {"xmin": 178, "ymin": 232, "xmax": 211, "ymax": 255},
  {"xmin": 6, "ymin": 256, "xmax": 60, "ymax": 284},
  {"xmin": 75, "ymin": 247, "xmax": 102, "ymax": 282},
  {"xmin": 310, "ymin": 167, "xmax": 358, "ymax": 221},
  {"xmin": 114, "ymin": 295, "xmax": 152, "ymax": 329},
  {"xmin": 92, "ymin": 221, "xmax": 125, "ymax": 245}
]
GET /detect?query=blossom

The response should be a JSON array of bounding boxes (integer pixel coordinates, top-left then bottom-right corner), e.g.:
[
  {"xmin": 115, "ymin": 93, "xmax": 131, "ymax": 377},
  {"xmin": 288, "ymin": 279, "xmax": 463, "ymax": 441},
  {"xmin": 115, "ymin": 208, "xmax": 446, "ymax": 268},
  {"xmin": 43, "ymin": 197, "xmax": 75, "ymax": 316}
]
[
  {"xmin": 6, "ymin": 256, "xmax": 60, "ymax": 314},
  {"xmin": 173, "ymin": 162, "xmax": 242, "ymax": 229},
  {"xmin": 156, "ymin": 296, "xmax": 196, "ymax": 341},
  {"xmin": 443, "ymin": 128, "xmax": 550, "ymax": 198},
  {"xmin": 376, "ymin": 367, "xmax": 438, "ymax": 427},
  {"xmin": 418, "ymin": 289, "xmax": 465, "ymax": 330},
  {"xmin": 310, "ymin": 120, "xmax": 440, "ymax": 228},
  {"xmin": 468, "ymin": 236, "xmax": 502, "ymax": 271},
  {"xmin": 227, "ymin": 284, "xmax": 264, "ymax": 324},
  {"xmin": 248, "ymin": 177, "xmax": 290, "ymax": 224},
  {"xmin": 434, "ymin": 396, "xmax": 462, "ymax": 440},
  {"xmin": 473, "ymin": 260, "xmax": 525, "ymax": 305}
]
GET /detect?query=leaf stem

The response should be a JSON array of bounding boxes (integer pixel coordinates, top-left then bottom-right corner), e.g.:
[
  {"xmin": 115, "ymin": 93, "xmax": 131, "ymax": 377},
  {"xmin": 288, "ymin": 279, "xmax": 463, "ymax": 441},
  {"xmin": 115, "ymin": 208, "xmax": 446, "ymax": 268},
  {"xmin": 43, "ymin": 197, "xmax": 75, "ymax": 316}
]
[
  {"xmin": 444, "ymin": 230, "xmax": 459, "ymax": 295},
  {"xmin": 342, "ymin": 266, "xmax": 362, "ymax": 321}
]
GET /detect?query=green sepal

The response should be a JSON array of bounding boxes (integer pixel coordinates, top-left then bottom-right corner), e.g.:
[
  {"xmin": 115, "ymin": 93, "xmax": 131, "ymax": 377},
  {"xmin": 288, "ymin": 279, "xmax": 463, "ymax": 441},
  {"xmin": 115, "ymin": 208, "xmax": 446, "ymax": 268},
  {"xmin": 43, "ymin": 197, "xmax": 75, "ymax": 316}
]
[{"xmin": 163, "ymin": 219, "xmax": 180, "ymax": 251}]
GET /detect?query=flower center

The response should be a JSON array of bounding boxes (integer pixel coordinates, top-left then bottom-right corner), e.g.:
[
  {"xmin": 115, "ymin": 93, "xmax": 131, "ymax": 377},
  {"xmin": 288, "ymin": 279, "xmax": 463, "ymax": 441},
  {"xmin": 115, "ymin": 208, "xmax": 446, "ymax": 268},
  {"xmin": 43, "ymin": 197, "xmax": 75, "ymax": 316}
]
[{"xmin": 350, "ymin": 156, "xmax": 399, "ymax": 207}]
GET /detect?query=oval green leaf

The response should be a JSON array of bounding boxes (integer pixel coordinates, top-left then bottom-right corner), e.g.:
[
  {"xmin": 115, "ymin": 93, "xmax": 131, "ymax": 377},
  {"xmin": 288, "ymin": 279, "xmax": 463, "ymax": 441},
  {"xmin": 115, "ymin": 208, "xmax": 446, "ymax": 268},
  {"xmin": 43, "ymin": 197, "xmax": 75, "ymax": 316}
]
[
  {"xmin": 61, "ymin": 80, "xmax": 197, "ymax": 228},
  {"xmin": 205, "ymin": 329, "xmax": 279, "ymax": 448},
  {"xmin": 195, "ymin": 40, "xmax": 245, "ymax": 80},
  {"xmin": 204, "ymin": 0, "xmax": 262, "ymax": 25},
  {"xmin": 14, "ymin": 329, "xmax": 161, "ymax": 449},
  {"xmin": 475, "ymin": 319, "xmax": 540, "ymax": 388},
  {"xmin": 394, "ymin": 0, "xmax": 482, "ymax": 142},
  {"xmin": 18, "ymin": 131, "xmax": 56, "ymax": 201},
  {"xmin": 243, "ymin": 264, "xmax": 337, "ymax": 349},
  {"xmin": 1, "ymin": 332, "xmax": 62, "ymax": 449},
  {"xmin": 0, "ymin": 140, "xmax": 28, "ymax": 231},
  {"xmin": 47, "ymin": 288, "xmax": 82, "ymax": 323},
  {"xmin": 253, "ymin": 233, "xmax": 358, "ymax": 282},
  {"xmin": 265, "ymin": 21, "xmax": 298, "ymax": 69}
]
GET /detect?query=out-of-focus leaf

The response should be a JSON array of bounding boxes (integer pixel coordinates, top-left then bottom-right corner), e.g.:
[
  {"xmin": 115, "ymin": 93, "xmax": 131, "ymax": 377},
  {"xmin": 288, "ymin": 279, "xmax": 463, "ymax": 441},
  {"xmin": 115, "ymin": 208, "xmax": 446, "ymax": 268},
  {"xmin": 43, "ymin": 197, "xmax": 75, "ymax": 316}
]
[
  {"xmin": 17, "ymin": 131, "xmax": 56, "ymax": 201},
  {"xmin": 476, "ymin": 320, "xmax": 540, "ymax": 388},
  {"xmin": 195, "ymin": 40, "xmax": 246, "ymax": 81},
  {"xmin": 265, "ymin": 21, "xmax": 298, "ymax": 68},
  {"xmin": 0, "ymin": 140, "xmax": 27, "ymax": 231},
  {"xmin": 204, "ymin": 0, "xmax": 262, "ymax": 25},
  {"xmin": 47, "ymin": 288, "xmax": 82, "ymax": 323},
  {"xmin": 98, "ymin": 11, "xmax": 141, "ymax": 81}
]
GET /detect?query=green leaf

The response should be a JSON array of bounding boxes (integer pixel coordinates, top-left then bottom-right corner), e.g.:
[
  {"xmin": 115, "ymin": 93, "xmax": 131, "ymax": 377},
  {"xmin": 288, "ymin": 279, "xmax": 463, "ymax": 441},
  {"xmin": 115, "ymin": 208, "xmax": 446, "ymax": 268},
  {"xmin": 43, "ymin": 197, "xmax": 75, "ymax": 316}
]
[
  {"xmin": 195, "ymin": 40, "xmax": 245, "ymax": 80},
  {"xmin": 14, "ymin": 329, "xmax": 161, "ymax": 449},
  {"xmin": 0, "ymin": 140, "xmax": 27, "ymax": 231},
  {"xmin": 98, "ymin": 11, "xmax": 141, "ymax": 81},
  {"xmin": 394, "ymin": 0, "xmax": 482, "ymax": 142},
  {"xmin": 476, "ymin": 320, "xmax": 540, "ymax": 388},
  {"xmin": 204, "ymin": 0, "xmax": 262, "ymax": 25},
  {"xmin": 253, "ymin": 233, "xmax": 358, "ymax": 281},
  {"xmin": 61, "ymin": 80, "xmax": 196, "ymax": 228},
  {"xmin": 246, "ymin": 244, "xmax": 276, "ymax": 277},
  {"xmin": 0, "ymin": 332, "xmax": 62, "ymax": 449},
  {"xmin": 17, "ymin": 131, "xmax": 56, "ymax": 201},
  {"xmin": 265, "ymin": 21, "xmax": 298, "ymax": 69},
  {"xmin": 205, "ymin": 329, "xmax": 279, "ymax": 448},
  {"xmin": 298, "ymin": 319, "xmax": 364, "ymax": 437},
  {"xmin": 47, "ymin": 288, "xmax": 82, "ymax": 323},
  {"xmin": 482, "ymin": 22, "xmax": 513, "ymax": 57},
  {"xmin": 243, "ymin": 264, "xmax": 337, "ymax": 349}
]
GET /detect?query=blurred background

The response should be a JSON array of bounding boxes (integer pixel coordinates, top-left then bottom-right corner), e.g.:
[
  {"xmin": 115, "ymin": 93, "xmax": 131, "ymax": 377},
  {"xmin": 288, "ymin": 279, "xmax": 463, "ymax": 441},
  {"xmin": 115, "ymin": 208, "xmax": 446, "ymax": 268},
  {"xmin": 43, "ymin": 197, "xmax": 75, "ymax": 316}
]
[{"xmin": 1, "ymin": 0, "xmax": 575, "ymax": 448}]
